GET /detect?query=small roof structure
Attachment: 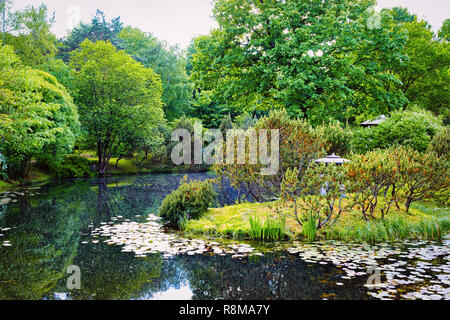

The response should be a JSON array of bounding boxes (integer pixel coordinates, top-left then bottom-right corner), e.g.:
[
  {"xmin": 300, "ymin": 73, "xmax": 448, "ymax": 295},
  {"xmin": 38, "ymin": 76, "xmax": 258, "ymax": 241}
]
[
  {"xmin": 315, "ymin": 154, "xmax": 350, "ymax": 165},
  {"xmin": 361, "ymin": 115, "xmax": 387, "ymax": 127}
]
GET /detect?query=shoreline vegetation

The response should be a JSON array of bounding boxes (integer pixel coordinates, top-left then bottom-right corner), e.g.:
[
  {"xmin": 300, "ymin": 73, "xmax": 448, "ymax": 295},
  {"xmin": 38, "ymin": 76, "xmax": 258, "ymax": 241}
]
[
  {"xmin": 0, "ymin": 153, "xmax": 210, "ymax": 192},
  {"xmin": 2, "ymin": 161, "xmax": 449, "ymax": 244},
  {"xmin": 182, "ymin": 201, "xmax": 450, "ymax": 244}
]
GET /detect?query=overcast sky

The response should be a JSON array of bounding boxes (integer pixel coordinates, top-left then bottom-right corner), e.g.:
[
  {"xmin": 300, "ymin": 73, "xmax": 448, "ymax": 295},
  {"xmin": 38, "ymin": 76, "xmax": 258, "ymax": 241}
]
[{"xmin": 12, "ymin": 0, "xmax": 450, "ymax": 48}]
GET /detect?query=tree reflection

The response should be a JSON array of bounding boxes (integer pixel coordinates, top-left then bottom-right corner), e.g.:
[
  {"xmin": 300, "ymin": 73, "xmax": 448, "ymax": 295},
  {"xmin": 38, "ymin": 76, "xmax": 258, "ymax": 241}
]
[
  {"xmin": 61, "ymin": 242, "xmax": 163, "ymax": 300},
  {"xmin": 179, "ymin": 253, "xmax": 370, "ymax": 300},
  {"xmin": 0, "ymin": 174, "xmax": 292, "ymax": 299},
  {"xmin": 0, "ymin": 182, "xmax": 91, "ymax": 299}
]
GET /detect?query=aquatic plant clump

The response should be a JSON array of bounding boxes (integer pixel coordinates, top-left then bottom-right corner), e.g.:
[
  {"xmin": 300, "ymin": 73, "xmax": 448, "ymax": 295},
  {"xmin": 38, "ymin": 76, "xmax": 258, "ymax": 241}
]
[{"xmin": 248, "ymin": 214, "xmax": 287, "ymax": 241}]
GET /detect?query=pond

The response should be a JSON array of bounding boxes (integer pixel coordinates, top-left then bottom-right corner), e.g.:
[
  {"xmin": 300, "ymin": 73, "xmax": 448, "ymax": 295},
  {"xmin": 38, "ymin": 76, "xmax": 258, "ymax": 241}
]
[{"xmin": 0, "ymin": 173, "xmax": 449, "ymax": 300}]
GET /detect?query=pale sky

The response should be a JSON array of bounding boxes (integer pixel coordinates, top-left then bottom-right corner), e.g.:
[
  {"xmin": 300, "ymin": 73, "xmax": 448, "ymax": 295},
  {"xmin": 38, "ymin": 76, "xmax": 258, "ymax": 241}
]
[{"xmin": 12, "ymin": 0, "xmax": 450, "ymax": 48}]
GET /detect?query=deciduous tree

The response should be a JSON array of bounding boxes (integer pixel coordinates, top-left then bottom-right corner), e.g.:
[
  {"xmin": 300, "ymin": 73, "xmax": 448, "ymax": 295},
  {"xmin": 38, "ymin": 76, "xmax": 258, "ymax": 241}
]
[
  {"xmin": 70, "ymin": 40, "xmax": 165, "ymax": 176},
  {"xmin": 0, "ymin": 43, "xmax": 80, "ymax": 179}
]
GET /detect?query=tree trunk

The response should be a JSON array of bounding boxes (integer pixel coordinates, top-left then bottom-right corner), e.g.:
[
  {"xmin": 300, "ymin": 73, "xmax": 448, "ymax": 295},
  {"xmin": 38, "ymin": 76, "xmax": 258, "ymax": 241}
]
[
  {"xmin": 405, "ymin": 198, "xmax": 412, "ymax": 213},
  {"xmin": 115, "ymin": 157, "xmax": 122, "ymax": 169}
]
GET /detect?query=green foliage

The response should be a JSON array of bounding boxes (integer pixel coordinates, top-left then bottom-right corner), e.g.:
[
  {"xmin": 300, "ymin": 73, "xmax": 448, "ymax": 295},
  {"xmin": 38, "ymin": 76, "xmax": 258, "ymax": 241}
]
[
  {"xmin": 234, "ymin": 112, "xmax": 258, "ymax": 130},
  {"xmin": 301, "ymin": 163, "xmax": 351, "ymax": 227},
  {"xmin": 249, "ymin": 214, "xmax": 287, "ymax": 241},
  {"xmin": 218, "ymin": 114, "xmax": 233, "ymax": 135},
  {"xmin": 0, "ymin": 0, "xmax": 13, "ymax": 43},
  {"xmin": 346, "ymin": 147, "xmax": 449, "ymax": 217},
  {"xmin": 119, "ymin": 26, "xmax": 193, "ymax": 121},
  {"xmin": 254, "ymin": 109, "xmax": 326, "ymax": 195},
  {"xmin": 346, "ymin": 149, "xmax": 400, "ymax": 220},
  {"xmin": 214, "ymin": 109, "xmax": 326, "ymax": 202},
  {"xmin": 44, "ymin": 156, "xmax": 93, "ymax": 180},
  {"xmin": 315, "ymin": 121, "xmax": 353, "ymax": 156},
  {"xmin": 59, "ymin": 10, "xmax": 123, "ymax": 62},
  {"xmin": 0, "ymin": 151, "xmax": 7, "ymax": 180},
  {"xmin": 439, "ymin": 19, "xmax": 450, "ymax": 41},
  {"xmin": 328, "ymin": 213, "xmax": 450, "ymax": 243},
  {"xmin": 36, "ymin": 57, "xmax": 76, "ymax": 95},
  {"xmin": 0, "ymin": 43, "xmax": 80, "ymax": 179},
  {"xmin": 2, "ymin": 4, "xmax": 58, "ymax": 67},
  {"xmin": 388, "ymin": 15, "xmax": 450, "ymax": 122},
  {"xmin": 278, "ymin": 162, "xmax": 351, "ymax": 233},
  {"xmin": 352, "ymin": 109, "xmax": 443, "ymax": 153},
  {"xmin": 302, "ymin": 211, "xmax": 318, "ymax": 242},
  {"xmin": 428, "ymin": 126, "xmax": 450, "ymax": 160},
  {"xmin": 70, "ymin": 39, "xmax": 165, "ymax": 176},
  {"xmin": 393, "ymin": 149, "xmax": 450, "ymax": 212},
  {"xmin": 190, "ymin": 0, "xmax": 408, "ymax": 124},
  {"xmin": 384, "ymin": 7, "xmax": 416, "ymax": 23},
  {"xmin": 159, "ymin": 177, "xmax": 217, "ymax": 228}
]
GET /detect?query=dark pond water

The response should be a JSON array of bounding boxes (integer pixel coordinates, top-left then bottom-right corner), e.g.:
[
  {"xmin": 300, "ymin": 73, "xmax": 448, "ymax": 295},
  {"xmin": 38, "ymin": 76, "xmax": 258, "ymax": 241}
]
[{"xmin": 0, "ymin": 173, "xmax": 449, "ymax": 300}]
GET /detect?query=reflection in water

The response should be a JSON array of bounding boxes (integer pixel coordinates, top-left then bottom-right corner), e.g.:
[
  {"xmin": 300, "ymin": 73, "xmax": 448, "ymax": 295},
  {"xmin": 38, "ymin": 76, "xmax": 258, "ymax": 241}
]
[
  {"xmin": 174, "ymin": 253, "xmax": 369, "ymax": 300},
  {"xmin": 0, "ymin": 173, "xmax": 448, "ymax": 300}
]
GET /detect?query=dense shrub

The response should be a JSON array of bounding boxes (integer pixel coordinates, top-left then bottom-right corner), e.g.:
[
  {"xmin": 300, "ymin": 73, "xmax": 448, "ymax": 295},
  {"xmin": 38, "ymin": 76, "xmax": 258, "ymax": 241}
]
[
  {"xmin": 219, "ymin": 114, "xmax": 233, "ymax": 135},
  {"xmin": 393, "ymin": 149, "xmax": 449, "ymax": 212},
  {"xmin": 346, "ymin": 149, "xmax": 400, "ymax": 220},
  {"xmin": 48, "ymin": 156, "xmax": 93, "ymax": 179},
  {"xmin": 159, "ymin": 176, "xmax": 217, "ymax": 228},
  {"xmin": 315, "ymin": 121, "xmax": 353, "ymax": 156},
  {"xmin": 352, "ymin": 109, "xmax": 443, "ymax": 153},
  {"xmin": 234, "ymin": 113, "xmax": 258, "ymax": 130},
  {"xmin": 428, "ymin": 126, "xmax": 450, "ymax": 160},
  {"xmin": 279, "ymin": 163, "xmax": 351, "ymax": 231},
  {"xmin": 346, "ymin": 147, "xmax": 449, "ymax": 217},
  {"xmin": 214, "ymin": 109, "xmax": 326, "ymax": 202}
]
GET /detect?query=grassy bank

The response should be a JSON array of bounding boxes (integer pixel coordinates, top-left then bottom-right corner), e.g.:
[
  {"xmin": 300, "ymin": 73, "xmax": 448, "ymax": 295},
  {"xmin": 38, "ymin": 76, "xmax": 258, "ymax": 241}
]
[
  {"xmin": 80, "ymin": 150, "xmax": 209, "ymax": 176},
  {"xmin": 183, "ymin": 200, "xmax": 450, "ymax": 243},
  {"xmin": 0, "ymin": 164, "xmax": 51, "ymax": 192},
  {"xmin": 0, "ymin": 180, "xmax": 15, "ymax": 192}
]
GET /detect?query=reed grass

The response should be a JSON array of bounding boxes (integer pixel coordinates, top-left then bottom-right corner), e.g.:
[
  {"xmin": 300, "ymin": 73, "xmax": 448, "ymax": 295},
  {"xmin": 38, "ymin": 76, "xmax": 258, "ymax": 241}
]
[
  {"xmin": 302, "ymin": 213, "xmax": 318, "ymax": 241},
  {"xmin": 327, "ymin": 214, "xmax": 450, "ymax": 243},
  {"xmin": 249, "ymin": 214, "xmax": 287, "ymax": 241}
]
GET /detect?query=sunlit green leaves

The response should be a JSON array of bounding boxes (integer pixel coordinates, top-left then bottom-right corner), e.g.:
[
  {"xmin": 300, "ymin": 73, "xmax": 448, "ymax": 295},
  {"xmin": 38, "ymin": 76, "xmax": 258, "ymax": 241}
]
[
  {"xmin": 0, "ymin": 44, "xmax": 80, "ymax": 178},
  {"xmin": 70, "ymin": 40, "xmax": 165, "ymax": 175}
]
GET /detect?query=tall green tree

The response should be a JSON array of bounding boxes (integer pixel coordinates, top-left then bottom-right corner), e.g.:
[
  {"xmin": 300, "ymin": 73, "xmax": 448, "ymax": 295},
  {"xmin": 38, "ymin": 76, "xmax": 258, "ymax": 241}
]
[
  {"xmin": 119, "ymin": 27, "xmax": 192, "ymax": 121},
  {"xmin": 384, "ymin": 9, "xmax": 450, "ymax": 124},
  {"xmin": 2, "ymin": 4, "xmax": 58, "ymax": 66},
  {"xmin": 70, "ymin": 40, "xmax": 165, "ymax": 176},
  {"xmin": 438, "ymin": 19, "xmax": 450, "ymax": 42},
  {"xmin": 190, "ymin": 0, "xmax": 408, "ymax": 124},
  {"xmin": 59, "ymin": 10, "xmax": 123, "ymax": 62},
  {"xmin": 0, "ymin": 43, "xmax": 80, "ymax": 179}
]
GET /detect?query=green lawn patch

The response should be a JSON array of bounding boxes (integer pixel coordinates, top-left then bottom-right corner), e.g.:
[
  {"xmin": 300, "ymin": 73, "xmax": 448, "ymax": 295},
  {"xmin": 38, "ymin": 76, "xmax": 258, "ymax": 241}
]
[{"xmin": 183, "ymin": 200, "xmax": 450, "ymax": 243}]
